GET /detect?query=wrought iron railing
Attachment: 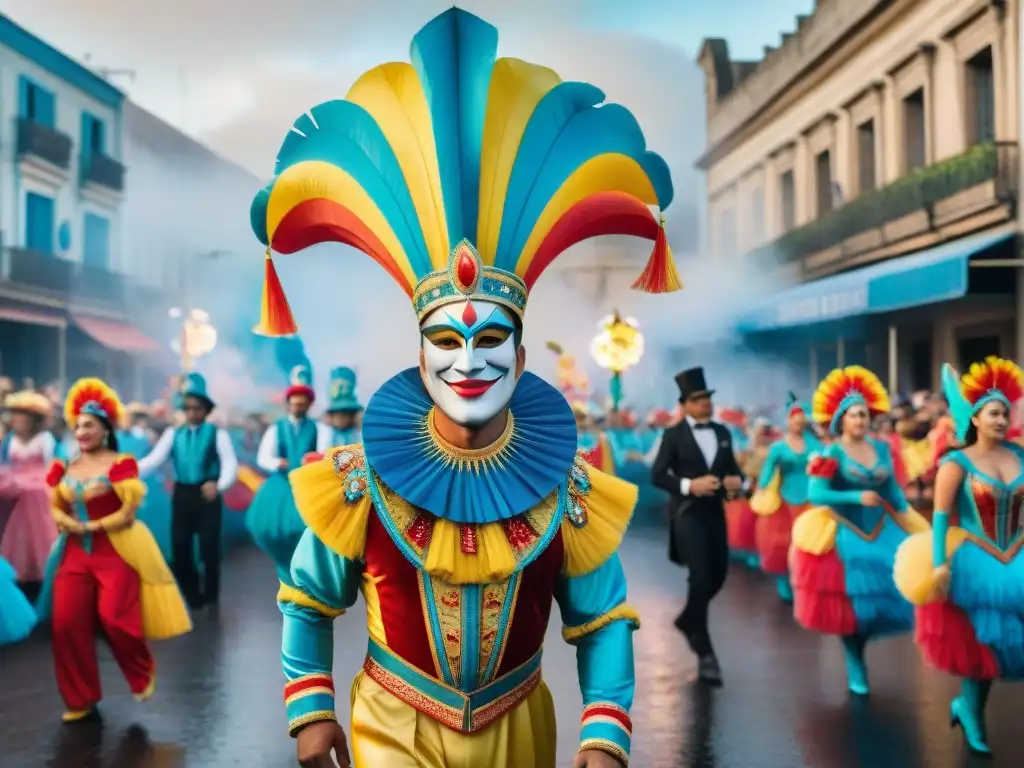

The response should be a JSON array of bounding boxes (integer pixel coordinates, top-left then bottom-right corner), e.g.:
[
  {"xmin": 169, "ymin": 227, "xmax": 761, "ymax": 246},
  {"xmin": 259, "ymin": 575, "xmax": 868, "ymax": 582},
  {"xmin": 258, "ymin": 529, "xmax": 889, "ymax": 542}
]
[
  {"xmin": 82, "ymin": 153, "xmax": 126, "ymax": 192},
  {"xmin": 748, "ymin": 141, "xmax": 1019, "ymax": 268},
  {"xmin": 15, "ymin": 119, "xmax": 72, "ymax": 170}
]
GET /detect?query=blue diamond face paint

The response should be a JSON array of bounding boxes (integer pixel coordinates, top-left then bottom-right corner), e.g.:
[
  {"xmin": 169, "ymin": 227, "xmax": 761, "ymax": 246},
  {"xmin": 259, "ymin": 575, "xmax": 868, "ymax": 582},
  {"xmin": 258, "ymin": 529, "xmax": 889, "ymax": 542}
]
[{"xmin": 420, "ymin": 301, "xmax": 519, "ymax": 427}]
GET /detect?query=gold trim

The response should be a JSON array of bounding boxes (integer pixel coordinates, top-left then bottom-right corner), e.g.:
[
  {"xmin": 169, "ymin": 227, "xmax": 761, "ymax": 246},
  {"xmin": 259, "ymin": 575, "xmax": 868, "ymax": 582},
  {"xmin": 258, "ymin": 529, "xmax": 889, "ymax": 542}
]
[
  {"xmin": 287, "ymin": 710, "xmax": 337, "ymax": 736},
  {"xmin": 285, "ymin": 686, "xmax": 335, "ymax": 706},
  {"xmin": 277, "ymin": 582, "xmax": 346, "ymax": 618},
  {"xmin": 563, "ymin": 604, "xmax": 641, "ymax": 643},
  {"xmin": 62, "ymin": 708, "xmax": 96, "ymax": 723},
  {"xmin": 579, "ymin": 738, "xmax": 630, "ymax": 765},
  {"xmin": 425, "ymin": 408, "xmax": 515, "ymax": 468}
]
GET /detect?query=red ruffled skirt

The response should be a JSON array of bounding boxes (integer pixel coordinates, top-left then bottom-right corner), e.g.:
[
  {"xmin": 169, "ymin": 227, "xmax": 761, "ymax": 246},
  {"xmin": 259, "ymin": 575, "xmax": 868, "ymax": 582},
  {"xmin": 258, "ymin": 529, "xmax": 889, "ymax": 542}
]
[
  {"xmin": 914, "ymin": 602, "xmax": 999, "ymax": 679},
  {"xmin": 726, "ymin": 498, "xmax": 757, "ymax": 552},
  {"xmin": 756, "ymin": 502, "xmax": 809, "ymax": 575}
]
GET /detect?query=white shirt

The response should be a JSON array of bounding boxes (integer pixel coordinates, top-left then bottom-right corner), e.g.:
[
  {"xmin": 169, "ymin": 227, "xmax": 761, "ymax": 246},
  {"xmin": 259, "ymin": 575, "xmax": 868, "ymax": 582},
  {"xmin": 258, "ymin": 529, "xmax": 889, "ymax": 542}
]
[
  {"xmin": 138, "ymin": 425, "xmax": 239, "ymax": 493},
  {"xmin": 678, "ymin": 416, "xmax": 721, "ymax": 496},
  {"xmin": 3, "ymin": 431, "xmax": 56, "ymax": 463},
  {"xmin": 255, "ymin": 417, "xmax": 332, "ymax": 474}
]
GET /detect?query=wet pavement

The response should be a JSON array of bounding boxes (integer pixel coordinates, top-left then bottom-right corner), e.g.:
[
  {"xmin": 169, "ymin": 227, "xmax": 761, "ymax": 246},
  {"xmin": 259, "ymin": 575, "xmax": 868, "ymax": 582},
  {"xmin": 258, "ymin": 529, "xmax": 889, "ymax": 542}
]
[{"xmin": 2, "ymin": 528, "xmax": 1020, "ymax": 768}]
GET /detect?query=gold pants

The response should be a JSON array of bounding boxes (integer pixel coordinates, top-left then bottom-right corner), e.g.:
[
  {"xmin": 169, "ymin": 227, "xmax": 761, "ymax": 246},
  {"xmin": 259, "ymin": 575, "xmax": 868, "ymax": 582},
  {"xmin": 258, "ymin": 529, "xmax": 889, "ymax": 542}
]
[{"xmin": 349, "ymin": 671, "xmax": 557, "ymax": 768}]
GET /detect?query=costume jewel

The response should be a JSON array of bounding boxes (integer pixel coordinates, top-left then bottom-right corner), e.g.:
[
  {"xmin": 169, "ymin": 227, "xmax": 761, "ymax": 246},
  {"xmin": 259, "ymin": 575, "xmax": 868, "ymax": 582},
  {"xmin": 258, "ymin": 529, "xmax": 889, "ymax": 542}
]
[{"xmin": 249, "ymin": 7, "xmax": 680, "ymax": 337}]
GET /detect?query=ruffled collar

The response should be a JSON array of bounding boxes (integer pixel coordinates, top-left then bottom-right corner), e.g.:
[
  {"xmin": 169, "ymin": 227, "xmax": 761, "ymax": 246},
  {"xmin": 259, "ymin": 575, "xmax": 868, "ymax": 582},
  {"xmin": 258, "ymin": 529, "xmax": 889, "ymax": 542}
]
[{"xmin": 362, "ymin": 368, "xmax": 577, "ymax": 524}]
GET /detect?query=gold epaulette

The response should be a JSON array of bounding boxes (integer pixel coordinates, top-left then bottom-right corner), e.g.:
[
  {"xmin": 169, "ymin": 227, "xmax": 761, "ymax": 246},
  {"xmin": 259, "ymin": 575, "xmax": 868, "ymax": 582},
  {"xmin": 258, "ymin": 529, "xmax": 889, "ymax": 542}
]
[
  {"xmin": 561, "ymin": 454, "xmax": 638, "ymax": 577},
  {"xmin": 289, "ymin": 445, "xmax": 372, "ymax": 560}
]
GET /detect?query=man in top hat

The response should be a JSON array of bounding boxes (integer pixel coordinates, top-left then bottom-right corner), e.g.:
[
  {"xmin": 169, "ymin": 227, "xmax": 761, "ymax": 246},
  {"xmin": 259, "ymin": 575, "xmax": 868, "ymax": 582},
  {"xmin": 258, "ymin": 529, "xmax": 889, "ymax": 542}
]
[
  {"xmin": 139, "ymin": 372, "xmax": 239, "ymax": 609},
  {"xmin": 324, "ymin": 367, "xmax": 362, "ymax": 446},
  {"xmin": 650, "ymin": 367, "xmax": 744, "ymax": 685}
]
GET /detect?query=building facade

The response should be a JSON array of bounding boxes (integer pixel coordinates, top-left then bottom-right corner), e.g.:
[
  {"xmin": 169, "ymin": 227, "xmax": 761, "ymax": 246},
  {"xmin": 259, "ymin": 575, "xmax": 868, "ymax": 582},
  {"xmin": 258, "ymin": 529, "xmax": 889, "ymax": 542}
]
[{"xmin": 697, "ymin": 0, "xmax": 1020, "ymax": 393}]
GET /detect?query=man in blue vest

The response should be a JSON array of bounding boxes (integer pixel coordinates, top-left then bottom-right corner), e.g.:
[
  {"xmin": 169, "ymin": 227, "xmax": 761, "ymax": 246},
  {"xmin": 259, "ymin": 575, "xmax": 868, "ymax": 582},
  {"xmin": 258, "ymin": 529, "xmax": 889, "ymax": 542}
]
[
  {"xmin": 138, "ymin": 372, "xmax": 239, "ymax": 610},
  {"xmin": 324, "ymin": 366, "xmax": 362, "ymax": 446}
]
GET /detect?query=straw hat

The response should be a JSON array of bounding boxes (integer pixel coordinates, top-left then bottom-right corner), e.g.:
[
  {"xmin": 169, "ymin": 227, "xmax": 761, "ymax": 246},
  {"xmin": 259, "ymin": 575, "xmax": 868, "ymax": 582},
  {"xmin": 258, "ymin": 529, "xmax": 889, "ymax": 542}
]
[{"xmin": 4, "ymin": 390, "xmax": 53, "ymax": 417}]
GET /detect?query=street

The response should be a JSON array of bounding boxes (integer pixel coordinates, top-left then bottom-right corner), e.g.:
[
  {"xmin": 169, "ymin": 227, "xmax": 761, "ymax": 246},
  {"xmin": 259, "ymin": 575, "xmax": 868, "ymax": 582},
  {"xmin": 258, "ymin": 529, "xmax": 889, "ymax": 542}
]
[{"xmin": 1, "ymin": 528, "xmax": 1019, "ymax": 768}]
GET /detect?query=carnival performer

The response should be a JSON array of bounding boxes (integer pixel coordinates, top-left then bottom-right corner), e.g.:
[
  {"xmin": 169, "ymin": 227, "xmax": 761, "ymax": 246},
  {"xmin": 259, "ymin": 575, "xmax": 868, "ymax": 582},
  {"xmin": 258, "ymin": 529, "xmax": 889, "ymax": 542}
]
[
  {"xmin": 0, "ymin": 390, "xmax": 59, "ymax": 582},
  {"xmin": 751, "ymin": 395, "xmax": 820, "ymax": 602},
  {"xmin": 138, "ymin": 373, "xmax": 239, "ymax": 609},
  {"xmin": 324, "ymin": 367, "xmax": 363, "ymax": 446},
  {"xmin": 893, "ymin": 358, "xmax": 1024, "ymax": 758},
  {"xmin": 118, "ymin": 403, "xmax": 173, "ymax": 559},
  {"xmin": 791, "ymin": 366, "xmax": 930, "ymax": 695},
  {"xmin": 728, "ymin": 418, "xmax": 770, "ymax": 568},
  {"xmin": 251, "ymin": 7, "xmax": 679, "ymax": 765},
  {"xmin": 245, "ymin": 364, "xmax": 331, "ymax": 583},
  {"xmin": 574, "ymin": 401, "xmax": 615, "ymax": 473},
  {"xmin": 38, "ymin": 378, "xmax": 191, "ymax": 722},
  {"xmin": 652, "ymin": 368, "xmax": 743, "ymax": 685},
  {"xmin": 0, "ymin": 554, "xmax": 36, "ymax": 645}
]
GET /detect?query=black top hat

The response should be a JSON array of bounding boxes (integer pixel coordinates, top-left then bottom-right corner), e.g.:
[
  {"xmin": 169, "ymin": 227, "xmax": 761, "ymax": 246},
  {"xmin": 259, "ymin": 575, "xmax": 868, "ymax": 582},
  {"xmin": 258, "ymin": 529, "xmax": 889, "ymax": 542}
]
[{"xmin": 675, "ymin": 367, "xmax": 714, "ymax": 402}]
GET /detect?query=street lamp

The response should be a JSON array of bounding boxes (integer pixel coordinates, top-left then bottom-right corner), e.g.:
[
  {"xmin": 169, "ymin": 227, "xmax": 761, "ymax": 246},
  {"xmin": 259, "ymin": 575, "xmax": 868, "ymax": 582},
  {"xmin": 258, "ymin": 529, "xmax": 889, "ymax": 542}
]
[
  {"xmin": 169, "ymin": 307, "xmax": 218, "ymax": 370},
  {"xmin": 590, "ymin": 311, "xmax": 644, "ymax": 411}
]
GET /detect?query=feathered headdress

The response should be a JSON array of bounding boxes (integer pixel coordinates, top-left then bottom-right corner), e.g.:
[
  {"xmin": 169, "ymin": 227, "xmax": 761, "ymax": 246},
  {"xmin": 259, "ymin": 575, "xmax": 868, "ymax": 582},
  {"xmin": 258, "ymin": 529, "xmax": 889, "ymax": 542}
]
[
  {"xmin": 64, "ymin": 378, "xmax": 124, "ymax": 428},
  {"xmin": 4, "ymin": 390, "xmax": 53, "ymax": 417},
  {"xmin": 812, "ymin": 366, "xmax": 890, "ymax": 434},
  {"xmin": 941, "ymin": 357, "xmax": 1024, "ymax": 441},
  {"xmin": 250, "ymin": 8, "xmax": 680, "ymax": 336},
  {"xmin": 785, "ymin": 391, "xmax": 811, "ymax": 418}
]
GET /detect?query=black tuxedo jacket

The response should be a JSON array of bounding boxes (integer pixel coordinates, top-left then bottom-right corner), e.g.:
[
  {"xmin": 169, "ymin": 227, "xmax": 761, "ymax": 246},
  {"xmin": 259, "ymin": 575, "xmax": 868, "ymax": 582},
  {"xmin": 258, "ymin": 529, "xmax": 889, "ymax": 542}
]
[{"xmin": 651, "ymin": 420, "xmax": 743, "ymax": 566}]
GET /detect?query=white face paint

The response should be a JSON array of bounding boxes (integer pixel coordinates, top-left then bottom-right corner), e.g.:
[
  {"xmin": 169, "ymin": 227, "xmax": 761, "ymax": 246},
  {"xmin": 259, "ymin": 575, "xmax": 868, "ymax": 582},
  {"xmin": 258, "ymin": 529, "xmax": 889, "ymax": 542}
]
[{"xmin": 420, "ymin": 299, "xmax": 520, "ymax": 427}]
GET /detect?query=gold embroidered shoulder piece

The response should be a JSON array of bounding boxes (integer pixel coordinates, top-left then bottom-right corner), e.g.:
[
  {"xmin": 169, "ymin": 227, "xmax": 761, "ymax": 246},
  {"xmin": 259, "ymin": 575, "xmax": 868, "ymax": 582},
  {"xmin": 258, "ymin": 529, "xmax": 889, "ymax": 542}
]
[
  {"xmin": 289, "ymin": 445, "xmax": 373, "ymax": 560},
  {"xmin": 560, "ymin": 452, "xmax": 638, "ymax": 577}
]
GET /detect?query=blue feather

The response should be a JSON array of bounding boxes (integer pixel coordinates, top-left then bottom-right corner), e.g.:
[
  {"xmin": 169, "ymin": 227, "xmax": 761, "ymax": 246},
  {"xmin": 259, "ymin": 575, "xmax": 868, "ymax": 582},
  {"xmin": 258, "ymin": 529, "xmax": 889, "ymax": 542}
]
[
  {"xmin": 409, "ymin": 8, "xmax": 497, "ymax": 248},
  {"xmin": 492, "ymin": 81, "xmax": 605, "ymax": 271},
  {"xmin": 504, "ymin": 103, "xmax": 669, "ymax": 266},
  {"xmin": 942, "ymin": 364, "xmax": 973, "ymax": 441},
  {"xmin": 272, "ymin": 100, "xmax": 432, "ymax": 276},
  {"xmin": 251, "ymin": 183, "xmax": 271, "ymax": 246}
]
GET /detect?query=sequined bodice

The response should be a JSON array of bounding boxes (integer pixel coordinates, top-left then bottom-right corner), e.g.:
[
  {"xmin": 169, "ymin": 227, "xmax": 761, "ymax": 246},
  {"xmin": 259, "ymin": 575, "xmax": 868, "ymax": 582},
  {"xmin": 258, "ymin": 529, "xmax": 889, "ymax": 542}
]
[
  {"xmin": 954, "ymin": 454, "xmax": 1024, "ymax": 551},
  {"xmin": 823, "ymin": 441, "xmax": 896, "ymax": 531}
]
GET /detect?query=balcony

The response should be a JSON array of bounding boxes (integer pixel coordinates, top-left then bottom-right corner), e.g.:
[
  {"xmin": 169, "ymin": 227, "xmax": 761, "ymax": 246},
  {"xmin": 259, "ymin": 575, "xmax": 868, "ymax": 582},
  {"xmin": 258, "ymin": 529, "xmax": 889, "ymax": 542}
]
[
  {"xmin": 16, "ymin": 119, "xmax": 72, "ymax": 171},
  {"xmin": 82, "ymin": 153, "xmax": 125, "ymax": 194},
  {"xmin": 1, "ymin": 248, "xmax": 137, "ymax": 315},
  {"xmin": 749, "ymin": 141, "xmax": 1019, "ymax": 277},
  {"xmin": 5, "ymin": 247, "xmax": 73, "ymax": 294}
]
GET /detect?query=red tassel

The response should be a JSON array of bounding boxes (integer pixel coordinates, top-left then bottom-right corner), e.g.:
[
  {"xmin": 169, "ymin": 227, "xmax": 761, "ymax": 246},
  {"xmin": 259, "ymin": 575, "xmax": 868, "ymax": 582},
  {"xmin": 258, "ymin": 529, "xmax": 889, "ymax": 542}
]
[
  {"xmin": 252, "ymin": 248, "xmax": 298, "ymax": 337},
  {"xmin": 631, "ymin": 214, "xmax": 682, "ymax": 293}
]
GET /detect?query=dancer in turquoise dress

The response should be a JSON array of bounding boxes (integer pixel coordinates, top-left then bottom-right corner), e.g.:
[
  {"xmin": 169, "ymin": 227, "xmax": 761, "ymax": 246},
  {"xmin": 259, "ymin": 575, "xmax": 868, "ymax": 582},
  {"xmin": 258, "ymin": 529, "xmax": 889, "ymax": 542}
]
[
  {"xmin": 0, "ymin": 554, "xmax": 35, "ymax": 644},
  {"xmin": 791, "ymin": 366, "xmax": 930, "ymax": 695},
  {"xmin": 894, "ymin": 358, "xmax": 1024, "ymax": 758},
  {"xmin": 324, "ymin": 367, "xmax": 363, "ymax": 446},
  {"xmin": 751, "ymin": 394, "xmax": 820, "ymax": 601},
  {"xmin": 245, "ymin": 364, "xmax": 330, "ymax": 583}
]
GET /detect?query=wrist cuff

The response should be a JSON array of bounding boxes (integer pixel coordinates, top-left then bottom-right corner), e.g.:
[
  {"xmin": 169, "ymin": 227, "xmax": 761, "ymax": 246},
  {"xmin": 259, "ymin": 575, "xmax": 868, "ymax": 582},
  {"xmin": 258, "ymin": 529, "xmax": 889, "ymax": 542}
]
[
  {"xmin": 285, "ymin": 674, "xmax": 336, "ymax": 736},
  {"xmin": 579, "ymin": 701, "xmax": 631, "ymax": 763}
]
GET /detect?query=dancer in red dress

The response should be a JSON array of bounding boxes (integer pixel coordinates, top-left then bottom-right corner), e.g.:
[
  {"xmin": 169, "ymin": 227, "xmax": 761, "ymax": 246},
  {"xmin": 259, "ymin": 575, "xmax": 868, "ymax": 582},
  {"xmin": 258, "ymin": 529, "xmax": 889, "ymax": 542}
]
[{"xmin": 38, "ymin": 378, "xmax": 191, "ymax": 722}]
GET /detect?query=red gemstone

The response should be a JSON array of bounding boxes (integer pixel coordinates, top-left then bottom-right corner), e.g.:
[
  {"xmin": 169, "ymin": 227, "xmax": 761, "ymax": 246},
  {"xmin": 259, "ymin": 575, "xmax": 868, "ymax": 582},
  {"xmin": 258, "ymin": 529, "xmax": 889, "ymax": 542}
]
[
  {"xmin": 407, "ymin": 514, "xmax": 434, "ymax": 549},
  {"xmin": 460, "ymin": 524, "xmax": 478, "ymax": 555},
  {"xmin": 503, "ymin": 517, "xmax": 538, "ymax": 551},
  {"xmin": 456, "ymin": 248, "xmax": 477, "ymax": 287},
  {"xmin": 461, "ymin": 300, "xmax": 477, "ymax": 326}
]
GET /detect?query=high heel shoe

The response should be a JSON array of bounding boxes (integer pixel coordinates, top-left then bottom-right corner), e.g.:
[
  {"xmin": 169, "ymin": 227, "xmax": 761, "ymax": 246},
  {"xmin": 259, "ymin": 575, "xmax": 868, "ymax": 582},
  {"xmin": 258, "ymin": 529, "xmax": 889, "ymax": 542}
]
[
  {"xmin": 950, "ymin": 696, "xmax": 992, "ymax": 759},
  {"xmin": 841, "ymin": 636, "xmax": 869, "ymax": 696}
]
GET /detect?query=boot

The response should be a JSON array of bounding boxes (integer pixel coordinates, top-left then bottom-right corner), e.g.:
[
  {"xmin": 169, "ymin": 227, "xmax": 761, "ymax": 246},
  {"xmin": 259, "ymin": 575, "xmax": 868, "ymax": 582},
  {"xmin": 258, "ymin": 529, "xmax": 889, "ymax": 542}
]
[
  {"xmin": 950, "ymin": 679, "xmax": 993, "ymax": 758},
  {"xmin": 775, "ymin": 575, "xmax": 793, "ymax": 603},
  {"xmin": 840, "ymin": 635, "xmax": 869, "ymax": 695}
]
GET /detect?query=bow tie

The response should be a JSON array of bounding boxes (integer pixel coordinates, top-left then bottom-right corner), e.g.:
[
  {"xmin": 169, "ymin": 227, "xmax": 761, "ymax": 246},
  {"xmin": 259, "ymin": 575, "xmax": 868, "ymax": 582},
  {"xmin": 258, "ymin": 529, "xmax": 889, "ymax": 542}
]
[{"xmin": 692, "ymin": 422, "xmax": 713, "ymax": 430}]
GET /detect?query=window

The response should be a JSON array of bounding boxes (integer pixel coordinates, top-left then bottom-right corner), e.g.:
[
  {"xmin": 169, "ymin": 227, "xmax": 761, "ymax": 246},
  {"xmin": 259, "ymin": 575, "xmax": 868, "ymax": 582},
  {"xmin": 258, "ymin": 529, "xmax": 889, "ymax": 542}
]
[
  {"xmin": 83, "ymin": 213, "xmax": 111, "ymax": 269},
  {"xmin": 17, "ymin": 76, "xmax": 55, "ymax": 127},
  {"xmin": 966, "ymin": 47, "xmax": 995, "ymax": 145},
  {"xmin": 81, "ymin": 113, "xmax": 107, "ymax": 156},
  {"xmin": 749, "ymin": 187, "xmax": 765, "ymax": 245},
  {"xmin": 25, "ymin": 192, "xmax": 55, "ymax": 253},
  {"xmin": 779, "ymin": 170, "xmax": 796, "ymax": 232},
  {"xmin": 815, "ymin": 150, "xmax": 833, "ymax": 216},
  {"xmin": 857, "ymin": 120, "xmax": 877, "ymax": 193},
  {"xmin": 717, "ymin": 208, "xmax": 737, "ymax": 259},
  {"xmin": 903, "ymin": 89, "xmax": 926, "ymax": 171}
]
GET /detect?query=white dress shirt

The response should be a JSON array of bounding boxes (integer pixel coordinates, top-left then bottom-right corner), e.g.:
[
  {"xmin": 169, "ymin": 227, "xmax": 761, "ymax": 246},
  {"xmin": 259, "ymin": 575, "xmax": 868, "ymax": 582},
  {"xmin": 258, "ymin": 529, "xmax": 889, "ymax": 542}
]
[
  {"xmin": 138, "ymin": 425, "xmax": 239, "ymax": 493},
  {"xmin": 256, "ymin": 417, "xmax": 333, "ymax": 474},
  {"xmin": 678, "ymin": 416, "xmax": 721, "ymax": 496}
]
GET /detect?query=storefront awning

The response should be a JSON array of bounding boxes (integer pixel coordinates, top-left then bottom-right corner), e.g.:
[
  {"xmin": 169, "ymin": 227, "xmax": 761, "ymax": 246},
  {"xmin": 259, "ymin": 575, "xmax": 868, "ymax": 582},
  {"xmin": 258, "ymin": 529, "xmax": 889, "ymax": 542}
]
[
  {"xmin": 736, "ymin": 229, "xmax": 1016, "ymax": 333},
  {"xmin": 0, "ymin": 304, "xmax": 66, "ymax": 328},
  {"xmin": 72, "ymin": 313, "xmax": 160, "ymax": 352}
]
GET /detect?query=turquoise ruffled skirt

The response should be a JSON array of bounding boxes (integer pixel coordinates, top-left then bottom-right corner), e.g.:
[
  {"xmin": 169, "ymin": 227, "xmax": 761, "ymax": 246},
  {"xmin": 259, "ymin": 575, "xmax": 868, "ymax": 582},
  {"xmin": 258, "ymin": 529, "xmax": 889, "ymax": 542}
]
[
  {"xmin": 0, "ymin": 555, "xmax": 36, "ymax": 644},
  {"xmin": 835, "ymin": 516, "xmax": 914, "ymax": 638},
  {"xmin": 245, "ymin": 472, "xmax": 304, "ymax": 583}
]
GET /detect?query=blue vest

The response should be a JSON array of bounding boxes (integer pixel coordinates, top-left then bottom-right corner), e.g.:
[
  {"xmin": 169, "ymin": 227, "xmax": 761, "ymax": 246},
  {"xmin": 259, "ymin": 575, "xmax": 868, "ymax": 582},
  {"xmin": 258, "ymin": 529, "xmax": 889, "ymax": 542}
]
[
  {"xmin": 172, "ymin": 422, "xmax": 220, "ymax": 485},
  {"xmin": 276, "ymin": 418, "xmax": 318, "ymax": 471}
]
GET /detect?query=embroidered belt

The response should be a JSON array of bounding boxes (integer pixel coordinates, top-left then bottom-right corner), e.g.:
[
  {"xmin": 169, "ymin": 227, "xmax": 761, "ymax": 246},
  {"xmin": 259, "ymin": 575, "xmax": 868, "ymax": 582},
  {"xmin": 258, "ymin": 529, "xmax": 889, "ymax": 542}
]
[{"xmin": 363, "ymin": 638, "xmax": 542, "ymax": 733}]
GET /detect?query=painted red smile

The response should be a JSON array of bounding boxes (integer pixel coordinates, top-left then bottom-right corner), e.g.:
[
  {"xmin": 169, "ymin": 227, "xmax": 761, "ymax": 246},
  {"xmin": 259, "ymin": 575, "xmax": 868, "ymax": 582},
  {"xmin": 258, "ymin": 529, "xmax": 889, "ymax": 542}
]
[{"xmin": 446, "ymin": 378, "xmax": 500, "ymax": 399}]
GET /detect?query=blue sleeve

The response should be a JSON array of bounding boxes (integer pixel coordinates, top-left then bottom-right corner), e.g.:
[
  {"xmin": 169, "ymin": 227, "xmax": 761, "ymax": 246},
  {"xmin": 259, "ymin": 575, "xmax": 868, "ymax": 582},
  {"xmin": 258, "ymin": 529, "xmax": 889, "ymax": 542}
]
[
  {"xmin": 877, "ymin": 441, "xmax": 910, "ymax": 512},
  {"xmin": 806, "ymin": 445, "xmax": 863, "ymax": 507},
  {"xmin": 757, "ymin": 442, "xmax": 781, "ymax": 489},
  {"xmin": 554, "ymin": 553, "xmax": 638, "ymax": 764},
  {"xmin": 278, "ymin": 527, "xmax": 361, "ymax": 735},
  {"xmin": 932, "ymin": 510, "xmax": 949, "ymax": 567}
]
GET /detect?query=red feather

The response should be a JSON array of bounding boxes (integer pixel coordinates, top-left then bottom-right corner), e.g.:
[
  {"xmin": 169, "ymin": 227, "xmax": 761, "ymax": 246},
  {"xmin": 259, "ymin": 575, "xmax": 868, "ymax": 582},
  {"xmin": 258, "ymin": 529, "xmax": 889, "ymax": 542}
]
[
  {"xmin": 807, "ymin": 455, "xmax": 838, "ymax": 479},
  {"xmin": 46, "ymin": 460, "xmax": 67, "ymax": 489}
]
